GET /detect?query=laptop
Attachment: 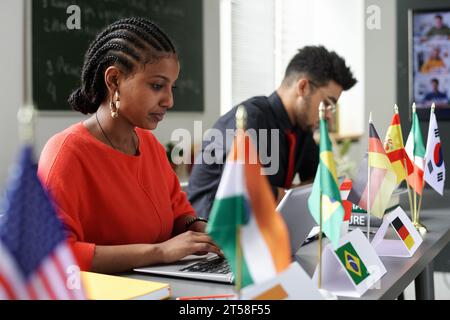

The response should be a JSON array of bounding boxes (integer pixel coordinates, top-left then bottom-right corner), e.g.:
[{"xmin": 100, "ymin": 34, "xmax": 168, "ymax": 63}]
[
  {"xmin": 276, "ymin": 184, "xmax": 319, "ymax": 254},
  {"xmin": 133, "ymin": 184, "xmax": 317, "ymax": 283},
  {"xmin": 134, "ymin": 252, "xmax": 233, "ymax": 283}
]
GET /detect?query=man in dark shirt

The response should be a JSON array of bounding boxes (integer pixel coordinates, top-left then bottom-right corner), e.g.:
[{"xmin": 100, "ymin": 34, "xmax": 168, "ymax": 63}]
[{"xmin": 188, "ymin": 46, "xmax": 357, "ymax": 218}]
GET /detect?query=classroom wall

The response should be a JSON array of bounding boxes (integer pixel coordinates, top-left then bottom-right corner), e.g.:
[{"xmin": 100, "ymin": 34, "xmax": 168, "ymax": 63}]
[
  {"xmin": 365, "ymin": 0, "xmax": 398, "ymax": 138},
  {"xmin": 0, "ymin": 0, "xmax": 23, "ymax": 191},
  {"xmin": 34, "ymin": 0, "xmax": 222, "ymax": 158},
  {"xmin": 348, "ymin": 0, "xmax": 398, "ymax": 163}
]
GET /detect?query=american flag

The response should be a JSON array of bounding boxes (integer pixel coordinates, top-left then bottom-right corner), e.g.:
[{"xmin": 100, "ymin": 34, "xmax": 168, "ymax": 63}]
[{"xmin": 0, "ymin": 146, "xmax": 85, "ymax": 300}]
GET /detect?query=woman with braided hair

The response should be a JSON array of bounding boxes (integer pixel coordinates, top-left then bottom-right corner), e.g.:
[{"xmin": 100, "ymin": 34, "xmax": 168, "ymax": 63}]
[{"xmin": 38, "ymin": 18, "xmax": 220, "ymax": 274}]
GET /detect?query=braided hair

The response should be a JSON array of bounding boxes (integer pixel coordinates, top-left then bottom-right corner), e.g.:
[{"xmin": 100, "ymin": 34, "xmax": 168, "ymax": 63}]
[{"xmin": 68, "ymin": 17, "xmax": 177, "ymax": 114}]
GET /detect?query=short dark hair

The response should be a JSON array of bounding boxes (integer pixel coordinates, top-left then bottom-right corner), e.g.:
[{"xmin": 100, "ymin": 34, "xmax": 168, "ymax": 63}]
[
  {"xmin": 68, "ymin": 17, "xmax": 177, "ymax": 114},
  {"xmin": 283, "ymin": 46, "xmax": 357, "ymax": 91},
  {"xmin": 431, "ymin": 78, "xmax": 439, "ymax": 85},
  {"xmin": 435, "ymin": 15, "xmax": 443, "ymax": 20}
]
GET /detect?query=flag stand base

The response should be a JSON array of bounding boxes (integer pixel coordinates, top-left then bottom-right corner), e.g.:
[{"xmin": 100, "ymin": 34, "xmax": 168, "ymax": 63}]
[
  {"xmin": 414, "ymin": 222, "xmax": 428, "ymax": 236},
  {"xmin": 318, "ymin": 288, "xmax": 337, "ymax": 300}
]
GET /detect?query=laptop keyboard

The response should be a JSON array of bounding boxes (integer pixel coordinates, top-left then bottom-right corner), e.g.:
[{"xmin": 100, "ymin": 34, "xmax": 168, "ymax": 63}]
[{"xmin": 180, "ymin": 258, "xmax": 231, "ymax": 274}]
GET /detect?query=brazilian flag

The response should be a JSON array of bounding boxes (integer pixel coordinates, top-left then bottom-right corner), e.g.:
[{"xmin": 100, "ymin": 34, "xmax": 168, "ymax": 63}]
[
  {"xmin": 307, "ymin": 117, "xmax": 344, "ymax": 248},
  {"xmin": 335, "ymin": 242, "xmax": 369, "ymax": 285}
]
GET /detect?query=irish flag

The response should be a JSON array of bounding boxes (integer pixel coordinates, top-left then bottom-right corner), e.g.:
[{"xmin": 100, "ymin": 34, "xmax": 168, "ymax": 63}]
[
  {"xmin": 207, "ymin": 130, "xmax": 291, "ymax": 289},
  {"xmin": 405, "ymin": 104, "xmax": 426, "ymax": 195}
]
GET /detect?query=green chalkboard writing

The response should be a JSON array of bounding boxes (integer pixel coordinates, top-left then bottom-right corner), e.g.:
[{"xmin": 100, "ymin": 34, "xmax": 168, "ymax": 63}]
[{"xmin": 32, "ymin": 0, "xmax": 203, "ymax": 112}]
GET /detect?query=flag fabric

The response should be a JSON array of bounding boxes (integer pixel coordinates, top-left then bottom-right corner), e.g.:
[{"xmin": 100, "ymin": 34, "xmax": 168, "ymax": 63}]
[
  {"xmin": 384, "ymin": 112, "xmax": 414, "ymax": 184},
  {"xmin": 339, "ymin": 179, "xmax": 354, "ymax": 236},
  {"xmin": 424, "ymin": 110, "xmax": 445, "ymax": 195},
  {"xmin": 240, "ymin": 262, "xmax": 325, "ymax": 300},
  {"xmin": 347, "ymin": 123, "xmax": 397, "ymax": 219},
  {"xmin": 405, "ymin": 108, "xmax": 426, "ymax": 195},
  {"xmin": 207, "ymin": 131, "xmax": 291, "ymax": 289},
  {"xmin": 391, "ymin": 217, "xmax": 415, "ymax": 250},
  {"xmin": 0, "ymin": 146, "xmax": 85, "ymax": 300},
  {"xmin": 307, "ymin": 117, "xmax": 344, "ymax": 248},
  {"xmin": 252, "ymin": 284, "xmax": 289, "ymax": 300},
  {"xmin": 334, "ymin": 242, "xmax": 369, "ymax": 285}
]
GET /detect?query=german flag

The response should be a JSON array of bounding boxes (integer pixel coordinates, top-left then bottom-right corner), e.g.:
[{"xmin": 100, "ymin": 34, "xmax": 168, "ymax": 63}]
[
  {"xmin": 348, "ymin": 122, "xmax": 397, "ymax": 218},
  {"xmin": 391, "ymin": 217, "xmax": 415, "ymax": 250},
  {"xmin": 384, "ymin": 111, "xmax": 414, "ymax": 184}
]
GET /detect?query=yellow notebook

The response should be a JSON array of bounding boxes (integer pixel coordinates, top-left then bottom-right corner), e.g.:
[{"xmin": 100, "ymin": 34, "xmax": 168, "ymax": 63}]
[{"xmin": 81, "ymin": 272, "xmax": 170, "ymax": 300}]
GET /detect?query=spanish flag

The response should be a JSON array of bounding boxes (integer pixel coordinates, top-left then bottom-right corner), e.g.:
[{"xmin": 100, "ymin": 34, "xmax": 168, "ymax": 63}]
[
  {"xmin": 207, "ymin": 129, "xmax": 291, "ymax": 289},
  {"xmin": 384, "ymin": 108, "xmax": 414, "ymax": 184}
]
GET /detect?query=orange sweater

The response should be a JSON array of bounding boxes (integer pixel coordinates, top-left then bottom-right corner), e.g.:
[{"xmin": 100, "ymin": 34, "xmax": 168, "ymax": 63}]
[{"xmin": 37, "ymin": 122, "xmax": 195, "ymax": 271}]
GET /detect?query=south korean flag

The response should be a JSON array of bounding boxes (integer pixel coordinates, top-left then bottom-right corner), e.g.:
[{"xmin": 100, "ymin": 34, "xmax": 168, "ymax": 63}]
[{"xmin": 424, "ymin": 105, "xmax": 445, "ymax": 195}]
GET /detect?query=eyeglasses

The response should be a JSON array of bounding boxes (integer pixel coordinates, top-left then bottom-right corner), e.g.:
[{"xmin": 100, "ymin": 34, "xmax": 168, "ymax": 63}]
[
  {"xmin": 308, "ymin": 80, "xmax": 338, "ymax": 114},
  {"xmin": 325, "ymin": 102, "xmax": 337, "ymax": 114}
]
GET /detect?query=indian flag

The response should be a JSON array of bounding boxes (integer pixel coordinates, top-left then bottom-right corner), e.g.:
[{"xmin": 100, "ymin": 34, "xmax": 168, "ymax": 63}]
[
  {"xmin": 405, "ymin": 104, "xmax": 426, "ymax": 195},
  {"xmin": 207, "ymin": 130, "xmax": 291, "ymax": 289},
  {"xmin": 308, "ymin": 117, "xmax": 345, "ymax": 248}
]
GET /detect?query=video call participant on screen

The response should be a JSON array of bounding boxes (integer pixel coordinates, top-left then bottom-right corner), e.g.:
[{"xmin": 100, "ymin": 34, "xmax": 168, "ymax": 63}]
[
  {"xmin": 426, "ymin": 14, "xmax": 450, "ymax": 38},
  {"xmin": 420, "ymin": 46, "xmax": 447, "ymax": 74},
  {"xmin": 38, "ymin": 18, "xmax": 220, "ymax": 274},
  {"xmin": 187, "ymin": 46, "xmax": 357, "ymax": 219},
  {"xmin": 424, "ymin": 78, "xmax": 449, "ymax": 107}
]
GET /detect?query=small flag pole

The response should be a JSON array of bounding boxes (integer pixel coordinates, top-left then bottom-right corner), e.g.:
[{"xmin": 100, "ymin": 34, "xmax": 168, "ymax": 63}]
[
  {"xmin": 415, "ymin": 104, "xmax": 433, "ymax": 235},
  {"xmin": 17, "ymin": 106, "xmax": 36, "ymax": 146},
  {"xmin": 413, "ymin": 184, "xmax": 417, "ymax": 224},
  {"xmin": 367, "ymin": 112, "xmax": 373, "ymax": 240},
  {"xmin": 412, "ymin": 102, "xmax": 419, "ymax": 229},
  {"xmin": 415, "ymin": 178, "xmax": 427, "ymax": 235},
  {"xmin": 235, "ymin": 105, "xmax": 247, "ymax": 297},
  {"xmin": 411, "ymin": 102, "xmax": 417, "ymax": 225},
  {"xmin": 395, "ymin": 105, "xmax": 415, "ymax": 222},
  {"xmin": 318, "ymin": 190, "xmax": 323, "ymax": 289},
  {"xmin": 318, "ymin": 103, "xmax": 325, "ymax": 289}
]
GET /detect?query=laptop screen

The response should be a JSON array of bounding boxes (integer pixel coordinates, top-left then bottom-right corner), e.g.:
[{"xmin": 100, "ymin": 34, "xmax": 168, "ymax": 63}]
[{"xmin": 276, "ymin": 185, "xmax": 318, "ymax": 256}]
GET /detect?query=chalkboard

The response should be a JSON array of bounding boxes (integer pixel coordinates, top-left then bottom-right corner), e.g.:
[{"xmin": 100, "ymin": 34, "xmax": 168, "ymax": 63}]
[{"xmin": 32, "ymin": 0, "xmax": 204, "ymax": 112}]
